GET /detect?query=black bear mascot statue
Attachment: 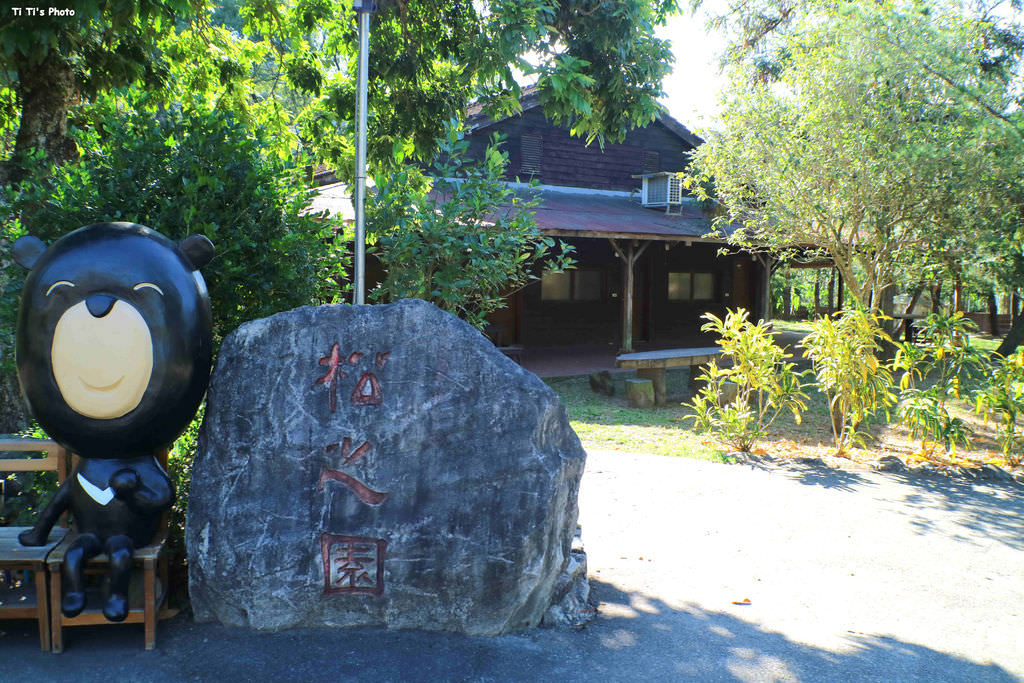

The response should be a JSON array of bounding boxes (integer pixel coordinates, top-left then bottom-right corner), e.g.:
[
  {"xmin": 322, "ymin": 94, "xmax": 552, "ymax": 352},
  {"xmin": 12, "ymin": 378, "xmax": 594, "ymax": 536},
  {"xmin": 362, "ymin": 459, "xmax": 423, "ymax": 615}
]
[{"xmin": 13, "ymin": 222, "xmax": 214, "ymax": 622}]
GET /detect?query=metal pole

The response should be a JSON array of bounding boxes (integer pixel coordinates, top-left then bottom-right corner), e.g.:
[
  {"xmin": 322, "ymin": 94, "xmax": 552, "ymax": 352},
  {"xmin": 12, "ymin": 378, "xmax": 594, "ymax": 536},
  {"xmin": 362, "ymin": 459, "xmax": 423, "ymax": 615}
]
[{"xmin": 353, "ymin": 3, "xmax": 373, "ymax": 305}]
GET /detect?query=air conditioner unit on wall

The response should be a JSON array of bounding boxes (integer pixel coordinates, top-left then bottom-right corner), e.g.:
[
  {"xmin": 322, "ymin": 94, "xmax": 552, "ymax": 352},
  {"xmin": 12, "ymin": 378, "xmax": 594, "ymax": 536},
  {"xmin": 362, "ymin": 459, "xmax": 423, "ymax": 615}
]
[{"xmin": 640, "ymin": 172, "xmax": 684, "ymax": 213}]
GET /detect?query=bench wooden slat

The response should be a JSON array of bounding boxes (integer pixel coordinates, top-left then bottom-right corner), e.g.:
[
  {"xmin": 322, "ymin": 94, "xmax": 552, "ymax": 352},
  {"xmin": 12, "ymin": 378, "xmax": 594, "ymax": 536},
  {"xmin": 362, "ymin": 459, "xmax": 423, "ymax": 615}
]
[
  {"xmin": 0, "ymin": 438, "xmax": 59, "ymax": 452},
  {"xmin": 616, "ymin": 347, "xmax": 722, "ymax": 369},
  {"xmin": 0, "ymin": 455, "xmax": 58, "ymax": 472}
]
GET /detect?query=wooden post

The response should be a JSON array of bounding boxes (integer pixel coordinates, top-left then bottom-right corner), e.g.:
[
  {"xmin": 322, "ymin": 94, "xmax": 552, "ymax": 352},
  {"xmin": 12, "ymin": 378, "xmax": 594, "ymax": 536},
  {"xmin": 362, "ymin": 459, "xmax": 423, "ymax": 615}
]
[
  {"xmin": 624, "ymin": 241, "xmax": 634, "ymax": 352},
  {"xmin": 609, "ymin": 239, "xmax": 650, "ymax": 353}
]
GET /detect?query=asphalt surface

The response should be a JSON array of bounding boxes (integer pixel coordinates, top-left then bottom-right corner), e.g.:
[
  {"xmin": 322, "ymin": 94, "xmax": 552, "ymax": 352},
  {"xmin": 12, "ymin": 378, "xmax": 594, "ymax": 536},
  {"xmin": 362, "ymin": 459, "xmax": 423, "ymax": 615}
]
[{"xmin": 2, "ymin": 449, "xmax": 1023, "ymax": 682}]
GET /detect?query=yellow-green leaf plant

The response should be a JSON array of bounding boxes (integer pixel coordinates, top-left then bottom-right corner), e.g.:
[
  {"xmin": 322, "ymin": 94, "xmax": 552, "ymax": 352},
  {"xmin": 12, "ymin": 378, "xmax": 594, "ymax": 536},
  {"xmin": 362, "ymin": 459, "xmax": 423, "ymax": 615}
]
[
  {"xmin": 801, "ymin": 309, "xmax": 895, "ymax": 454},
  {"xmin": 975, "ymin": 350, "xmax": 1024, "ymax": 467},
  {"xmin": 895, "ymin": 312, "xmax": 983, "ymax": 456},
  {"xmin": 684, "ymin": 308, "xmax": 808, "ymax": 453}
]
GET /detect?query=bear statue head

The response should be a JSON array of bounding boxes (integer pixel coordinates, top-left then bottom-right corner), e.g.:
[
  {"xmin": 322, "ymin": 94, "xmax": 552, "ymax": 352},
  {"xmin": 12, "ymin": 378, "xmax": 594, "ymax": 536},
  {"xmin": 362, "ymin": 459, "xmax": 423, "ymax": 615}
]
[{"xmin": 13, "ymin": 222, "xmax": 215, "ymax": 458}]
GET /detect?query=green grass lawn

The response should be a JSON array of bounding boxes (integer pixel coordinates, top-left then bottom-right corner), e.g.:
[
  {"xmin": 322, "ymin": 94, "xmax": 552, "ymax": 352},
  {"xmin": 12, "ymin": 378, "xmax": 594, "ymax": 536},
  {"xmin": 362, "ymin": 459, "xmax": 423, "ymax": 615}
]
[
  {"xmin": 545, "ymin": 335, "xmax": 1017, "ymax": 471},
  {"xmin": 545, "ymin": 369, "xmax": 731, "ymax": 462}
]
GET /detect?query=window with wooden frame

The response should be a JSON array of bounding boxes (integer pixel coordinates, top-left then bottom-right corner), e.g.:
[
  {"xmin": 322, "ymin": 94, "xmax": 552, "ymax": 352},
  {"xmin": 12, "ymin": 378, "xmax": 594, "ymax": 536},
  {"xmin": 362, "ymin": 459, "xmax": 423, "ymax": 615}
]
[
  {"xmin": 541, "ymin": 269, "xmax": 605, "ymax": 302},
  {"xmin": 668, "ymin": 272, "xmax": 715, "ymax": 301}
]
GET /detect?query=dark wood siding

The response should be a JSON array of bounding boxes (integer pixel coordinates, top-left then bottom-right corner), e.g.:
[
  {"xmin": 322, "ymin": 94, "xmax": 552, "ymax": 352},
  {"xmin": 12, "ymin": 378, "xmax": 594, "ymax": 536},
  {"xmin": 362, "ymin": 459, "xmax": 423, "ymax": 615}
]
[
  {"xmin": 508, "ymin": 238, "xmax": 749, "ymax": 347},
  {"xmin": 467, "ymin": 109, "xmax": 695, "ymax": 192}
]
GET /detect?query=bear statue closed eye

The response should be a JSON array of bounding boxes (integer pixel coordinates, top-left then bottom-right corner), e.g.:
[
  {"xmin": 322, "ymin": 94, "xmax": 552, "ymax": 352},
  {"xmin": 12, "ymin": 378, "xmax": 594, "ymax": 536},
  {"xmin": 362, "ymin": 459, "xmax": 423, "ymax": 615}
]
[{"xmin": 13, "ymin": 222, "xmax": 214, "ymax": 623}]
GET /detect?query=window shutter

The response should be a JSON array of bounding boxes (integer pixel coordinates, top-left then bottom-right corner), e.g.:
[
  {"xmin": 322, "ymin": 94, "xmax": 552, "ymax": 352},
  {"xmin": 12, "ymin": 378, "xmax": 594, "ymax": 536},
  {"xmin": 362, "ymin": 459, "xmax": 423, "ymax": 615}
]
[
  {"xmin": 643, "ymin": 150, "xmax": 660, "ymax": 174},
  {"xmin": 520, "ymin": 133, "xmax": 543, "ymax": 175}
]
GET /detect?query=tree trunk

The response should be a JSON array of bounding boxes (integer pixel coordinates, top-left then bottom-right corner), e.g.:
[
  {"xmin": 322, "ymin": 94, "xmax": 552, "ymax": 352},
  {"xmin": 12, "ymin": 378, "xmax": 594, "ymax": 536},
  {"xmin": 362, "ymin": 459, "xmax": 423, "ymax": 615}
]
[
  {"xmin": 932, "ymin": 281, "xmax": 943, "ymax": 314},
  {"xmin": 0, "ymin": 51, "xmax": 77, "ymax": 185},
  {"xmin": 1013, "ymin": 290, "xmax": 1020, "ymax": 327},
  {"xmin": 783, "ymin": 268, "xmax": 792, "ymax": 319},
  {"xmin": 0, "ymin": 371, "xmax": 29, "ymax": 434},
  {"xmin": 988, "ymin": 289, "xmax": 1000, "ymax": 336},
  {"xmin": 813, "ymin": 270, "xmax": 821, "ymax": 315},
  {"xmin": 828, "ymin": 268, "xmax": 836, "ymax": 312},
  {"xmin": 996, "ymin": 316, "xmax": 1024, "ymax": 355},
  {"xmin": 878, "ymin": 285, "xmax": 896, "ymax": 336},
  {"xmin": 954, "ymin": 278, "xmax": 965, "ymax": 313},
  {"xmin": 896, "ymin": 284, "xmax": 924, "ymax": 340}
]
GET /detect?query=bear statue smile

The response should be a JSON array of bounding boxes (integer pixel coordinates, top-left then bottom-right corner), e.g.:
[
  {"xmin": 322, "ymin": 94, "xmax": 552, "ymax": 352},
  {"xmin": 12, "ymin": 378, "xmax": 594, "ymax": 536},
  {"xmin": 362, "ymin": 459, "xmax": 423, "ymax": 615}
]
[{"xmin": 13, "ymin": 222, "xmax": 214, "ymax": 623}]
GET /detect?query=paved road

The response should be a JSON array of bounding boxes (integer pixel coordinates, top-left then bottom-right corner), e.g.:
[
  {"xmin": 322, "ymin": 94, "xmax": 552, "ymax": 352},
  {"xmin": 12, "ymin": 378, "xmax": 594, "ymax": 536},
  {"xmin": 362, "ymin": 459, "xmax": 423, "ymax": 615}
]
[{"xmin": 3, "ymin": 450, "xmax": 1023, "ymax": 682}]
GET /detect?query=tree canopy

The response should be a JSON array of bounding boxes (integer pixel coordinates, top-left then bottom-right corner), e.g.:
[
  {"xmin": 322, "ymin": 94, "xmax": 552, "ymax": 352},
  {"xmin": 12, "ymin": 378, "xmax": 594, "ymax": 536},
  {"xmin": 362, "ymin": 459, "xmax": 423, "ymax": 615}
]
[
  {"xmin": 686, "ymin": 0, "xmax": 1024, "ymax": 312},
  {"xmin": 0, "ymin": 0, "xmax": 682, "ymax": 181}
]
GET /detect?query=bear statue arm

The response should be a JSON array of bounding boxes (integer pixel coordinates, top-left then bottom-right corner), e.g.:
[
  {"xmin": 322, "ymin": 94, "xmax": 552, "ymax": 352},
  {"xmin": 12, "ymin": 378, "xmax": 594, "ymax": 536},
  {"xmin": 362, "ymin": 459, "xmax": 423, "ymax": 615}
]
[{"xmin": 17, "ymin": 478, "xmax": 73, "ymax": 546}]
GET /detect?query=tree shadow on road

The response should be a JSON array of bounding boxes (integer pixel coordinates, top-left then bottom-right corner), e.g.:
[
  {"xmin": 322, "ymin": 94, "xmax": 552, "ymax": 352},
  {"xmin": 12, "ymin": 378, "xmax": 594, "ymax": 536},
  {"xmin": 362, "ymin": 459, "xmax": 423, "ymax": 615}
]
[
  {"xmin": 572, "ymin": 579, "xmax": 1017, "ymax": 682},
  {"xmin": 1, "ymin": 578, "xmax": 1017, "ymax": 682},
  {"xmin": 886, "ymin": 472, "xmax": 1024, "ymax": 552},
  {"xmin": 735, "ymin": 453, "xmax": 873, "ymax": 493}
]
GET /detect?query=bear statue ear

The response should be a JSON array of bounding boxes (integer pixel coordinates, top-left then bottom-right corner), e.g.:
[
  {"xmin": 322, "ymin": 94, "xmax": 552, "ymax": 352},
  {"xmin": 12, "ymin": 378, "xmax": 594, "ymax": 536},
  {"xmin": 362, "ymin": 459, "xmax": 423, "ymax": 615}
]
[
  {"xmin": 179, "ymin": 234, "xmax": 215, "ymax": 270},
  {"xmin": 12, "ymin": 235, "xmax": 46, "ymax": 269}
]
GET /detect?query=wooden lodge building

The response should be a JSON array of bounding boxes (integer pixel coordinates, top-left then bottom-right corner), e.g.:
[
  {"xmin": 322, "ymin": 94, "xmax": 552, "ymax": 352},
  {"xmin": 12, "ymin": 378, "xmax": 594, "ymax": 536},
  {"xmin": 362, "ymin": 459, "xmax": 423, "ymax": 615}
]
[
  {"xmin": 311, "ymin": 91, "xmax": 771, "ymax": 352},
  {"xmin": 462, "ymin": 91, "xmax": 770, "ymax": 352}
]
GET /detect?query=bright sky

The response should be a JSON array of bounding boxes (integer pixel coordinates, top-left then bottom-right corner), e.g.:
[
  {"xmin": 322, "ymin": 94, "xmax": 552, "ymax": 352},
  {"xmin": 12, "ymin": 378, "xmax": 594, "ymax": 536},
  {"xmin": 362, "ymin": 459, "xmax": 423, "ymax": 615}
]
[{"xmin": 656, "ymin": 8, "xmax": 730, "ymax": 134}]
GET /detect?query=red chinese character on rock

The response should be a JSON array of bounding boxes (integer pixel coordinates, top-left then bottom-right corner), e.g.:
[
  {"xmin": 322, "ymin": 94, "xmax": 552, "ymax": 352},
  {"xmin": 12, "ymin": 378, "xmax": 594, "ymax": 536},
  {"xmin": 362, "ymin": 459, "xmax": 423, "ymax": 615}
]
[
  {"xmin": 318, "ymin": 465, "xmax": 388, "ymax": 505},
  {"xmin": 321, "ymin": 534, "xmax": 386, "ymax": 596},
  {"xmin": 351, "ymin": 372, "xmax": 383, "ymax": 407},
  {"xmin": 315, "ymin": 342, "xmax": 345, "ymax": 413}
]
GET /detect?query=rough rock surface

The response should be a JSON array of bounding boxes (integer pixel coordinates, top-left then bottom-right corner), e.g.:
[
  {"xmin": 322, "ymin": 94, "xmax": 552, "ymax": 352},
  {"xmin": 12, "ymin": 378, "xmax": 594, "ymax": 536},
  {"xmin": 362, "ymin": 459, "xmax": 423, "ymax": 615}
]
[{"xmin": 186, "ymin": 299, "xmax": 586, "ymax": 635}]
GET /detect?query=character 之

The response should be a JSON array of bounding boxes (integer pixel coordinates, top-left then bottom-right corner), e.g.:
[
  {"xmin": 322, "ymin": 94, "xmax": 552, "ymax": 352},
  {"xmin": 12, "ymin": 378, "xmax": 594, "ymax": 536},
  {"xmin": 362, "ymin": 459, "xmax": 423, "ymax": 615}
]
[{"xmin": 12, "ymin": 222, "xmax": 214, "ymax": 622}]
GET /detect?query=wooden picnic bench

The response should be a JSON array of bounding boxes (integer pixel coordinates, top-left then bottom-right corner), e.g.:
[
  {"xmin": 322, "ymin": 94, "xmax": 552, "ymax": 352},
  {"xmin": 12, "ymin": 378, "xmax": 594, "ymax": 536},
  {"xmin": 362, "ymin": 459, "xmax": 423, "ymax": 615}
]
[{"xmin": 615, "ymin": 347, "xmax": 723, "ymax": 406}]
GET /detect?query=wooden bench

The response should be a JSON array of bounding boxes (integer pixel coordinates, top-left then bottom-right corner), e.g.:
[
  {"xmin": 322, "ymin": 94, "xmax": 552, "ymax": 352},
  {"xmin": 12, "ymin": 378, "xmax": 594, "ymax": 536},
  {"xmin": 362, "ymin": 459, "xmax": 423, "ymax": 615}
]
[
  {"xmin": 0, "ymin": 438, "xmax": 72, "ymax": 652},
  {"xmin": 615, "ymin": 347, "xmax": 723, "ymax": 405}
]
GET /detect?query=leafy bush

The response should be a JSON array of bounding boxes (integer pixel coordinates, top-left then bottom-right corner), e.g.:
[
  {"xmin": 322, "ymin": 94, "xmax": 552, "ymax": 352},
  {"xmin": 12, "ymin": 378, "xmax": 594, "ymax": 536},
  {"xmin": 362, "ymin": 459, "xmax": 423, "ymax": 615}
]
[
  {"xmin": 893, "ymin": 312, "xmax": 984, "ymax": 455},
  {"xmin": 1, "ymin": 91, "xmax": 346, "ymax": 367},
  {"xmin": 367, "ymin": 122, "xmax": 574, "ymax": 330},
  {"xmin": 685, "ymin": 309, "xmax": 808, "ymax": 452},
  {"xmin": 801, "ymin": 309, "xmax": 895, "ymax": 453},
  {"xmin": 975, "ymin": 350, "xmax": 1024, "ymax": 466}
]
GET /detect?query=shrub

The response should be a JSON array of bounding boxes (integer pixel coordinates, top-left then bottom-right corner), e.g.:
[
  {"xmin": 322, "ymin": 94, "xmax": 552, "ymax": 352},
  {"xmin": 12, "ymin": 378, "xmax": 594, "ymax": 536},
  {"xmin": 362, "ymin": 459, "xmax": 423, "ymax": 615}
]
[
  {"xmin": 1, "ymin": 91, "xmax": 346, "ymax": 365},
  {"xmin": 975, "ymin": 350, "xmax": 1024, "ymax": 466},
  {"xmin": 801, "ymin": 309, "xmax": 894, "ymax": 453},
  {"xmin": 685, "ymin": 309, "xmax": 808, "ymax": 452},
  {"xmin": 893, "ymin": 312, "xmax": 984, "ymax": 456},
  {"xmin": 367, "ymin": 122, "xmax": 574, "ymax": 330}
]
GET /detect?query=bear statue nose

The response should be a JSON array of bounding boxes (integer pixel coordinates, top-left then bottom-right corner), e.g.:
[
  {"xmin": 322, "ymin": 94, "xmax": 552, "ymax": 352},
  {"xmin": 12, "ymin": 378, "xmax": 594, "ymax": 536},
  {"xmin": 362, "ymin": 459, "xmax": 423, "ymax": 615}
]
[{"xmin": 85, "ymin": 294, "xmax": 117, "ymax": 318}]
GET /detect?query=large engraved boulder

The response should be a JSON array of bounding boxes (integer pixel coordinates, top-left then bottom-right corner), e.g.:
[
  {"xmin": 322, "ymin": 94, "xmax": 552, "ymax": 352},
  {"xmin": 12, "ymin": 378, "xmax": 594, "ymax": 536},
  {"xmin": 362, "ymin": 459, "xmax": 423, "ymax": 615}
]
[{"xmin": 186, "ymin": 299, "xmax": 586, "ymax": 635}]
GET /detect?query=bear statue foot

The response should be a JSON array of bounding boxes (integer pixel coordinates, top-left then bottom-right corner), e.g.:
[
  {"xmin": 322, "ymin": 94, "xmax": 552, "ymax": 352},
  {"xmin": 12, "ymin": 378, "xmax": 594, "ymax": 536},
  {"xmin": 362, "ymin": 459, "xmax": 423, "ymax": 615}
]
[
  {"xmin": 18, "ymin": 528, "xmax": 45, "ymax": 546},
  {"xmin": 103, "ymin": 594, "xmax": 129, "ymax": 622},
  {"xmin": 62, "ymin": 591, "xmax": 87, "ymax": 617}
]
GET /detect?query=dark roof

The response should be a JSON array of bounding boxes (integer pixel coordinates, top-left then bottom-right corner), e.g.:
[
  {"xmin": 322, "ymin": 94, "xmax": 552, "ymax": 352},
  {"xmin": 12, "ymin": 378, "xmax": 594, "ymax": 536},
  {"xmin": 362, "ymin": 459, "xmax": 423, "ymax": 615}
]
[
  {"xmin": 466, "ymin": 86, "xmax": 703, "ymax": 149},
  {"xmin": 309, "ymin": 184, "xmax": 733, "ymax": 243},
  {"xmin": 524, "ymin": 189, "xmax": 727, "ymax": 242}
]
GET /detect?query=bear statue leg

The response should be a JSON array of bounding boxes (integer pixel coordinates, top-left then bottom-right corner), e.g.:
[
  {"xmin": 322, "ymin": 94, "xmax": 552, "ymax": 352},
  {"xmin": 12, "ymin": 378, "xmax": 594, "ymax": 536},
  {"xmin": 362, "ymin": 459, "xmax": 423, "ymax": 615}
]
[
  {"xmin": 103, "ymin": 535, "xmax": 135, "ymax": 622},
  {"xmin": 62, "ymin": 533, "xmax": 102, "ymax": 617}
]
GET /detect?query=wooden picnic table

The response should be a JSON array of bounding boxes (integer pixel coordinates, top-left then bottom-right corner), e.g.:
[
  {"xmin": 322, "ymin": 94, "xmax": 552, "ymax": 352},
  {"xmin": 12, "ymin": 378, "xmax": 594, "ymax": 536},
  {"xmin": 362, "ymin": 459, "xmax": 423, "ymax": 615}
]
[{"xmin": 615, "ymin": 347, "xmax": 723, "ymax": 405}]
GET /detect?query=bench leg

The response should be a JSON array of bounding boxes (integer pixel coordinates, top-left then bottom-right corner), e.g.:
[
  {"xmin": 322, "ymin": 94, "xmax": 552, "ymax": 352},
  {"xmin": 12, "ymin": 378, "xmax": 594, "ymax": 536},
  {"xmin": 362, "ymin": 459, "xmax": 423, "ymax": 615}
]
[
  {"xmin": 34, "ymin": 567, "xmax": 50, "ymax": 652},
  {"xmin": 49, "ymin": 565, "xmax": 63, "ymax": 653},
  {"xmin": 144, "ymin": 558, "xmax": 156, "ymax": 650},
  {"xmin": 637, "ymin": 368, "xmax": 666, "ymax": 406}
]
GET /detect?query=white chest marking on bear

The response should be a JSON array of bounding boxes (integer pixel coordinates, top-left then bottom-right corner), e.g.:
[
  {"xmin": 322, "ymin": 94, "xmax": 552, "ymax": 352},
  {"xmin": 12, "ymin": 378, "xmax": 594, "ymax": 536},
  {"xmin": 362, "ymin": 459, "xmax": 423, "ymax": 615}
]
[{"xmin": 77, "ymin": 473, "xmax": 115, "ymax": 506}]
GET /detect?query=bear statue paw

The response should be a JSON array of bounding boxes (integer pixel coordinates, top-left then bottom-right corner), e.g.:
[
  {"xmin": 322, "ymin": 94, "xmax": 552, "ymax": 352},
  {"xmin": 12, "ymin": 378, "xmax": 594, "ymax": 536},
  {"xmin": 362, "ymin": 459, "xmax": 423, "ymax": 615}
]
[{"xmin": 110, "ymin": 469, "xmax": 140, "ymax": 497}]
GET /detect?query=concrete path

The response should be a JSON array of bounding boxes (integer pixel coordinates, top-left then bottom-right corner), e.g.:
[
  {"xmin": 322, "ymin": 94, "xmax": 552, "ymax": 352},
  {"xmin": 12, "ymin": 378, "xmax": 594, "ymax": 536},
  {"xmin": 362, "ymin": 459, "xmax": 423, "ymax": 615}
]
[{"xmin": 2, "ymin": 450, "xmax": 1022, "ymax": 682}]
